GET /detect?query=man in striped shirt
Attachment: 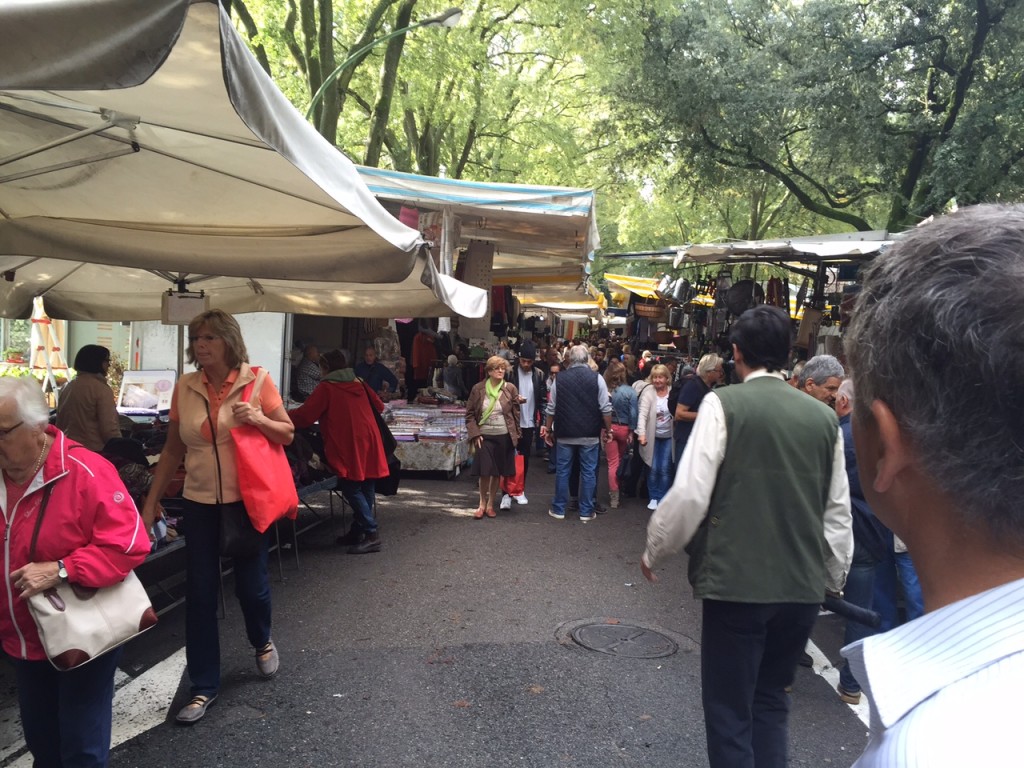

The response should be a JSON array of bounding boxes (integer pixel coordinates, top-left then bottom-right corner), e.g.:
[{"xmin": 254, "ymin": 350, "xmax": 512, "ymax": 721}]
[{"xmin": 844, "ymin": 204, "xmax": 1024, "ymax": 767}]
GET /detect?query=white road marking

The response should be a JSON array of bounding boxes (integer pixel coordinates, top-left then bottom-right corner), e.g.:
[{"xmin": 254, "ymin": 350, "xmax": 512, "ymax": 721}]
[
  {"xmin": 806, "ymin": 639, "xmax": 870, "ymax": 726},
  {"xmin": 0, "ymin": 649, "xmax": 186, "ymax": 768}
]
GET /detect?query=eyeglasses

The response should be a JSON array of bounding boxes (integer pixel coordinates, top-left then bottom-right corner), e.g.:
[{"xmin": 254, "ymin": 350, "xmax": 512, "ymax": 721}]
[
  {"xmin": 188, "ymin": 335, "xmax": 220, "ymax": 344},
  {"xmin": 0, "ymin": 421, "xmax": 25, "ymax": 441}
]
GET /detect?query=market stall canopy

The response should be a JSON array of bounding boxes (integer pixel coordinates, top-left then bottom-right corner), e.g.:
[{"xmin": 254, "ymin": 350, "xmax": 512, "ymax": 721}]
[
  {"xmin": 357, "ymin": 167, "xmax": 599, "ymax": 285},
  {"xmin": 513, "ymin": 285, "xmax": 598, "ymax": 312},
  {"xmin": 0, "ymin": 0, "xmax": 486, "ymax": 320},
  {"xmin": 603, "ymin": 273, "xmax": 660, "ymax": 300},
  {"xmin": 673, "ymin": 232, "xmax": 891, "ymax": 268}
]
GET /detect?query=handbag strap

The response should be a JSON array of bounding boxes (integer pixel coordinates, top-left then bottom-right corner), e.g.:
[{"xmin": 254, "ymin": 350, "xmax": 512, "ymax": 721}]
[
  {"xmin": 203, "ymin": 398, "xmax": 224, "ymax": 504},
  {"xmin": 26, "ymin": 482, "xmax": 56, "ymax": 562},
  {"xmin": 239, "ymin": 366, "xmax": 267, "ymax": 405}
]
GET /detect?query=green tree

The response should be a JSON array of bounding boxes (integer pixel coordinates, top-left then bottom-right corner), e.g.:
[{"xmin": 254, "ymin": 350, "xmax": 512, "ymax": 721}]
[{"xmin": 598, "ymin": 0, "xmax": 1024, "ymax": 233}]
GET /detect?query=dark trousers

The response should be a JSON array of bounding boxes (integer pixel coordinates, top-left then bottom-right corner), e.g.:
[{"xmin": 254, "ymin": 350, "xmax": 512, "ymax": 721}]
[
  {"xmin": 183, "ymin": 500, "xmax": 272, "ymax": 697},
  {"xmin": 14, "ymin": 647, "xmax": 122, "ymax": 768},
  {"xmin": 701, "ymin": 599, "xmax": 819, "ymax": 768}
]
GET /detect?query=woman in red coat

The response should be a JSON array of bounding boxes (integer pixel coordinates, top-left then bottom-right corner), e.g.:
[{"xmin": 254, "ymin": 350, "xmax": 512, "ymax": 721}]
[{"xmin": 289, "ymin": 350, "xmax": 388, "ymax": 554}]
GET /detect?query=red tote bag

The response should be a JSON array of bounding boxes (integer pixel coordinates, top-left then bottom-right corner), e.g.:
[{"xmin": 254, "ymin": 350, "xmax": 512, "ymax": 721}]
[
  {"xmin": 231, "ymin": 367, "xmax": 299, "ymax": 533},
  {"xmin": 500, "ymin": 453, "xmax": 526, "ymax": 497}
]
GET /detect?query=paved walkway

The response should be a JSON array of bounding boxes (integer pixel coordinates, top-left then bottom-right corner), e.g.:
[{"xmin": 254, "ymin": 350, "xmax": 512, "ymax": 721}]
[{"xmin": 1, "ymin": 457, "xmax": 869, "ymax": 767}]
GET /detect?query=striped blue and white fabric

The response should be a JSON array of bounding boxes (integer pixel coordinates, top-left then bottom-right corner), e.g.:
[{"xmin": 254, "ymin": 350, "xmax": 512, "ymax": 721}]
[{"xmin": 844, "ymin": 577, "xmax": 1024, "ymax": 766}]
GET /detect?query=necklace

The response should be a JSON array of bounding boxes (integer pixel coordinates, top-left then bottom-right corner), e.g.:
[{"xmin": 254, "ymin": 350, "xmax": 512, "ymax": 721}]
[{"xmin": 28, "ymin": 435, "xmax": 48, "ymax": 478}]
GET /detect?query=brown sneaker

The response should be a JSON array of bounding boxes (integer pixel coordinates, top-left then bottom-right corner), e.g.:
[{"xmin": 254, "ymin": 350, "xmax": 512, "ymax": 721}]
[
  {"xmin": 348, "ymin": 532, "xmax": 381, "ymax": 554},
  {"xmin": 836, "ymin": 684, "xmax": 861, "ymax": 705}
]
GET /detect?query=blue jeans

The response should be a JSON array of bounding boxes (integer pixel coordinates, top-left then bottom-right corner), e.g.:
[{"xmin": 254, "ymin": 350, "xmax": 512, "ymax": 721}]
[
  {"xmin": 339, "ymin": 478, "xmax": 377, "ymax": 534},
  {"xmin": 183, "ymin": 500, "xmax": 272, "ymax": 697},
  {"xmin": 838, "ymin": 549, "xmax": 878, "ymax": 693},
  {"xmin": 13, "ymin": 648, "xmax": 122, "ymax": 768},
  {"xmin": 552, "ymin": 442, "xmax": 599, "ymax": 517},
  {"xmin": 873, "ymin": 546, "xmax": 924, "ymax": 632},
  {"xmin": 646, "ymin": 437, "xmax": 674, "ymax": 502}
]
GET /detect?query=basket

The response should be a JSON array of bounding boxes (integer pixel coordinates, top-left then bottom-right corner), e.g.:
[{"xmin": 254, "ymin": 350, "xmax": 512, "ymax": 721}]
[{"xmin": 634, "ymin": 302, "xmax": 667, "ymax": 322}]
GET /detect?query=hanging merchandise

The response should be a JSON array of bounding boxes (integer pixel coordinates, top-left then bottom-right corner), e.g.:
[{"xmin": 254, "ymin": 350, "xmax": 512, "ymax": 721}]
[
  {"xmin": 667, "ymin": 306, "xmax": 686, "ymax": 330},
  {"xmin": 671, "ymin": 277, "xmax": 695, "ymax": 304},
  {"xmin": 795, "ymin": 277, "xmax": 810, "ymax": 315},
  {"xmin": 713, "ymin": 268, "xmax": 733, "ymax": 309},
  {"xmin": 725, "ymin": 279, "xmax": 766, "ymax": 316}
]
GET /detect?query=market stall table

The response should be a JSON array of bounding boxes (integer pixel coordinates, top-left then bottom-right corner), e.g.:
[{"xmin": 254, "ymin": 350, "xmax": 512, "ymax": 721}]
[{"xmin": 387, "ymin": 403, "xmax": 470, "ymax": 479}]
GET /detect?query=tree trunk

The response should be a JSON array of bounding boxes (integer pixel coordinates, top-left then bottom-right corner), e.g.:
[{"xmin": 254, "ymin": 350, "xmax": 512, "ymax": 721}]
[{"xmin": 364, "ymin": 0, "xmax": 417, "ymax": 167}]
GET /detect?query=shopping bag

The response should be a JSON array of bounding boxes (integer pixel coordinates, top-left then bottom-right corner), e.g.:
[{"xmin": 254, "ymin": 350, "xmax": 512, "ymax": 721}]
[
  {"xmin": 500, "ymin": 453, "xmax": 526, "ymax": 497},
  {"xmin": 231, "ymin": 367, "xmax": 299, "ymax": 533},
  {"xmin": 376, "ymin": 455, "xmax": 402, "ymax": 496}
]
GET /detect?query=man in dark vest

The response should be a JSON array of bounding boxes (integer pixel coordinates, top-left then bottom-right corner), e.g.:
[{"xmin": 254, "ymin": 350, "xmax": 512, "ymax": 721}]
[
  {"xmin": 640, "ymin": 305, "xmax": 852, "ymax": 768},
  {"xmin": 543, "ymin": 344, "xmax": 612, "ymax": 522}
]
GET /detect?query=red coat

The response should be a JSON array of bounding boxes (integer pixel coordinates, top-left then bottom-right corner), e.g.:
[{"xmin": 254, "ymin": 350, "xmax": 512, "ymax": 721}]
[
  {"xmin": 289, "ymin": 379, "xmax": 389, "ymax": 481},
  {"xmin": 0, "ymin": 427, "xmax": 150, "ymax": 660}
]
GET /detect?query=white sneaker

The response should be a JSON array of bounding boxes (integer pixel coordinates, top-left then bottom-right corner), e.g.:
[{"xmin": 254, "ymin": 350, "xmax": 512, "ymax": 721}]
[
  {"xmin": 499, "ymin": 494, "xmax": 513, "ymax": 510},
  {"xmin": 514, "ymin": 494, "xmax": 529, "ymax": 505},
  {"xmin": 647, "ymin": 499, "xmax": 659, "ymax": 511}
]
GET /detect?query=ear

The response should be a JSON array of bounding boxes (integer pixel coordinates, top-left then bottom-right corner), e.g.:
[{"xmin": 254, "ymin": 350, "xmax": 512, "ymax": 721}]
[{"xmin": 868, "ymin": 398, "xmax": 914, "ymax": 494}]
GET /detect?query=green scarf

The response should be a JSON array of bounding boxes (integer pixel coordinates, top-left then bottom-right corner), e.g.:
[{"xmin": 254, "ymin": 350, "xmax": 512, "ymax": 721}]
[
  {"xmin": 323, "ymin": 368, "xmax": 357, "ymax": 383},
  {"xmin": 479, "ymin": 378, "xmax": 504, "ymax": 425}
]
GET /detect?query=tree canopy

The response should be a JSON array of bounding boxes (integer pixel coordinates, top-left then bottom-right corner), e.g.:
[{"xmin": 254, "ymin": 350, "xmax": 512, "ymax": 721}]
[
  {"xmin": 227, "ymin": 0, "xmax": 1024, "ymax": 263},
  {"xmin": 598, "ymin": 0, "xmax": 1024, "ymax": 233}
]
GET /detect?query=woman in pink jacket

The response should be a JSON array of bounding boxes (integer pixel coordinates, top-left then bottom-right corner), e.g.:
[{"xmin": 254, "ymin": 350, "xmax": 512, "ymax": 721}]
[{"xmin": 0, "ymin": 375, "xmax": 149, "ymax": 768}]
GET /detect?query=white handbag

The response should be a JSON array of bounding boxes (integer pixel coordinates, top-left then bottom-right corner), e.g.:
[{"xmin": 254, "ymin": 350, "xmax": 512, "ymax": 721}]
[{"xmin": 26, "ymin": 483, "xmax": 157, "ymax": 671}]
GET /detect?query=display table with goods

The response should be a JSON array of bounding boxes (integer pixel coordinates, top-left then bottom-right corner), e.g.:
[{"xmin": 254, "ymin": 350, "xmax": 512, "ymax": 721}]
[{"xmin": 385, "ymin": 401, "xmax": 470, "ymax": 478}]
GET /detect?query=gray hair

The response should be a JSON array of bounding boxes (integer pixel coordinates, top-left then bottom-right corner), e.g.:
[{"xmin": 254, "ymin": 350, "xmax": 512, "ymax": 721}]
[
  {"xmin": 798, "ymin": 354, "xmax": 845, "ymax": 388},
  {"xmin": 845, "ymin": 203, "xmax": 1024, "ymax": 541},
  {"xmin": 567, "ymin": 345, "xmax": 590, "ymax": 366},
  {"xmin": 0, "ymin": 376, "xmax": 51, "ymax": 427},
  {"xmin": 836, "ymin": 378, "xmax": 854, "ymax": 407},
  {"xmin": 697, "ymin": 353, "xmax": 722, "ymax": 377}
]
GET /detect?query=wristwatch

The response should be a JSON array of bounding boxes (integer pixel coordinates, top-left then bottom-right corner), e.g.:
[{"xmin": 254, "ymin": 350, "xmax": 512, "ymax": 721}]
[{"xmin": 57, "ymin": 560, "xmax": 68, "ymax": 581}]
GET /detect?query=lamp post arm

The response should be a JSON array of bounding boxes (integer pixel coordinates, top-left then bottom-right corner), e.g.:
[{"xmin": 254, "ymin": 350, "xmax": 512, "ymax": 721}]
[{"xmin": 305, "ymin": 21, "xmax": 431, "ymax": 120}]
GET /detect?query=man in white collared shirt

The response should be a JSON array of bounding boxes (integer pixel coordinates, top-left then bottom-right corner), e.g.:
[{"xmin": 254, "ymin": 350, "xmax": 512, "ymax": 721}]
[
  {"xmin": 842, "ymin": 204, "xmax": 1024, "ymax": 767},
  {"xmin": 641, "ymin": 305, "xmax": 852, "ymax": 768}
]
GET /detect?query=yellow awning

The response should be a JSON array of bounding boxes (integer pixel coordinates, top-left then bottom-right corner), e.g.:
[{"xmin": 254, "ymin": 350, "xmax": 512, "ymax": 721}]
[{"xmin": 604, "ymin": 273, "xmax": 661, "ymax": 299}]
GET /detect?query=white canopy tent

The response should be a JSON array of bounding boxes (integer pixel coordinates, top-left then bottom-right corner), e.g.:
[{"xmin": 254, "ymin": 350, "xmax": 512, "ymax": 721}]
[
  {"xmin": 673, "ymin": 232, "xmax": 891, "ymax": 267},
  {"xmin": 0, "ymin": 0, "xmax": 486, "ymax": 320},
  {"xmin": 356, "ymin": 166, "xmax": 599, "ymax": 287}
]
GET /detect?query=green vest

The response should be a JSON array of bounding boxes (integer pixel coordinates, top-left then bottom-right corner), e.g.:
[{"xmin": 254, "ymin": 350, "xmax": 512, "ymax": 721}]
[{"xmin": 686, "ymin": 376, "xmax": 838, "ymax": 603}]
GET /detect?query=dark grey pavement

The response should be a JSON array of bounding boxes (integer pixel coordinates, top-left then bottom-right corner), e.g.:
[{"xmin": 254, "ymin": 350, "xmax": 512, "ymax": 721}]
[{"xmin": 3, "ymin": 459, "xmax": 870, "ymax": 767}]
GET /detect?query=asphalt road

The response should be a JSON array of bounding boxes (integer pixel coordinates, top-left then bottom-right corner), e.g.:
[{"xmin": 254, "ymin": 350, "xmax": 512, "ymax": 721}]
[{"xmin": 1, "ymin": 461, "xmax": 870, "ymax": 768}]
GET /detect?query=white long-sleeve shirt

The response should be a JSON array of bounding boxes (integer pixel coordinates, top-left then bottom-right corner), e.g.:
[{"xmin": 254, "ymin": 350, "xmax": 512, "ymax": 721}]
[
  {"xmin": 846, "ymin": 577, "xmax": 1024, "ymax": 767},
  {"xmin": 642, "ymin": 370, "xmax": 852, "ymax": 594}
]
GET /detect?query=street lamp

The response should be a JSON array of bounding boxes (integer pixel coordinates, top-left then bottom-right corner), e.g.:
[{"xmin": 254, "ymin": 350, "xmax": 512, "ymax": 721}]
[{"xmin": 305, "ymin": 7, "xmax": 463, "ymax": 120}]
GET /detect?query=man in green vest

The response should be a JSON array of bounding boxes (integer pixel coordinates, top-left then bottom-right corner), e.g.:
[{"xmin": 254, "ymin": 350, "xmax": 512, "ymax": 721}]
[{"xmin": 640, "ymin": 304, "xmax": 852, "ymax": 768}]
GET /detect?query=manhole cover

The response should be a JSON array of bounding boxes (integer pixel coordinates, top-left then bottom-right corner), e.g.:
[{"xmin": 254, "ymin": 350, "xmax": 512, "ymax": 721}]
[{"xmin": 570, "ymin": 623, "xmax": 678, "ymax": 658}]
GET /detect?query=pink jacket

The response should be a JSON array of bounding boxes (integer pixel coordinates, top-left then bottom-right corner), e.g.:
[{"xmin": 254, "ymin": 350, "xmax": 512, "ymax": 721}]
[{"xmin": 0, "ymin": 427, "xmax": 150, "ymax": 660}]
